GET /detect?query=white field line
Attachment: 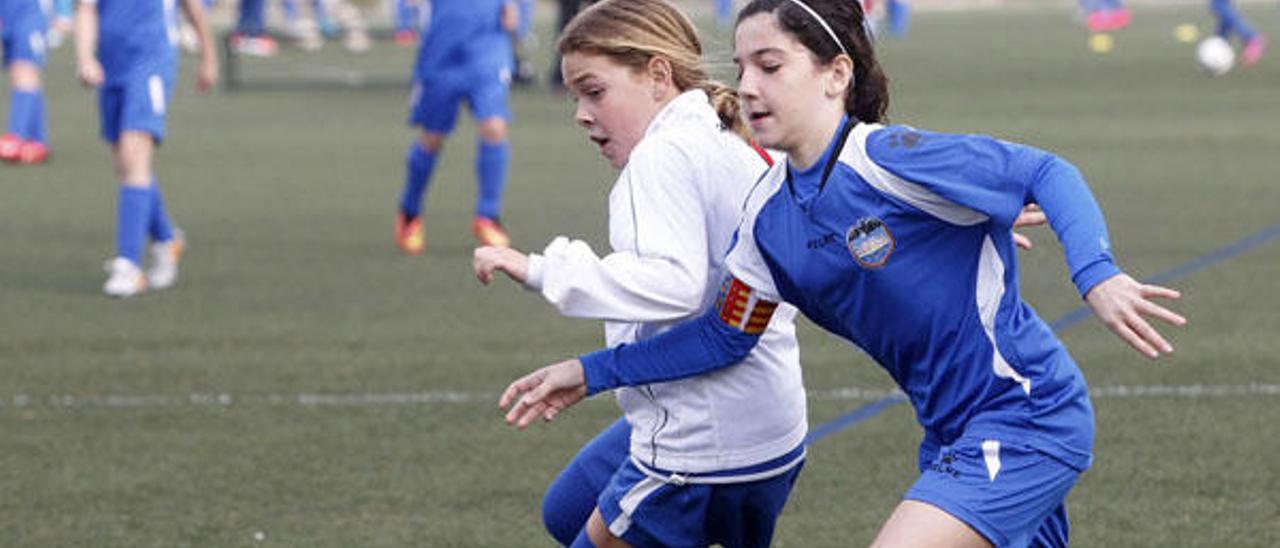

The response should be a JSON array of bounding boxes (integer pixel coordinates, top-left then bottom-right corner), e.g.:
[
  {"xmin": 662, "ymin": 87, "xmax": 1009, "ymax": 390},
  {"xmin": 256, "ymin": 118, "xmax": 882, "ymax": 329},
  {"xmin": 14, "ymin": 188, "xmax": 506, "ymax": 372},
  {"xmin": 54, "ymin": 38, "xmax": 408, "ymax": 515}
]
[{"xmin": 1, "ymin": 384, "xmax": 1277, "ymax": 410}]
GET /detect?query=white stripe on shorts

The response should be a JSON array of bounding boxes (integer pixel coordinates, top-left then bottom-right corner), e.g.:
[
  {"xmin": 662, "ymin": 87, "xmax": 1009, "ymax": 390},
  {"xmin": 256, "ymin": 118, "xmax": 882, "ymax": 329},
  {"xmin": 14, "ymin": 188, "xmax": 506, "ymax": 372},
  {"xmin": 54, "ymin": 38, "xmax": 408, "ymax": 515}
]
[
  {"xmin": 149, "ymin": 75, "xmax": 166, "ymax": 115},
  {"xmin": 608, "ymin": 476, "xmax": 665, "ymax": 537}
]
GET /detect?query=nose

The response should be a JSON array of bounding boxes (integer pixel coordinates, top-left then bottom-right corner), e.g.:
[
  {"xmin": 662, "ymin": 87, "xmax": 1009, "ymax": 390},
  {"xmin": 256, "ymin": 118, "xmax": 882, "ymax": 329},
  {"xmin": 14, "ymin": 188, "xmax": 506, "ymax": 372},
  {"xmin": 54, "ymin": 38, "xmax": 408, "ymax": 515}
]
[
  {"xmin": 737, "ymin": 69, "xmax": 760, "ymax": 102},
  {"xmin": 574, "ymin": 103, "xmax": 593, "ymax": 128}
]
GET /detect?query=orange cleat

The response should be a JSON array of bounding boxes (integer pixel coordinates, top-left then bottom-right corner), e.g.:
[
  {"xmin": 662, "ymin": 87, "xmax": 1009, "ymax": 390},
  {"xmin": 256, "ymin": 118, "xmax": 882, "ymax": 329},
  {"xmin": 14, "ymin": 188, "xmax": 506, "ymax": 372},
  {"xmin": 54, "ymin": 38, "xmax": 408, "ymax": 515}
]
[
  {"xmin": 396, "ymin": 212, "xmax": 426, "ymax": 255},
  {"xmin": 16, "ymin": 141, "xmax": 49, "ymax": 164},
  {"xmin": 471, "ymin": 216, "xmax": 511, "ymax": 247},
  {"xmin": 0, "ymin": 133, "xmax": 20, "ymax": 162}
]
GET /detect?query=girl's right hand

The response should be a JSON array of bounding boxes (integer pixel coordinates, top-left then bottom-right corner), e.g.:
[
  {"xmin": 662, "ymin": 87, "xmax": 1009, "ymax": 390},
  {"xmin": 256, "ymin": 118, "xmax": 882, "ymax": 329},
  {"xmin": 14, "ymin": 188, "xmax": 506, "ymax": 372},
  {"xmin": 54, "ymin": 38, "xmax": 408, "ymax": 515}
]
[{"xmin": 77, "ymin": 59, "xmax": 104, "ymax": 88}]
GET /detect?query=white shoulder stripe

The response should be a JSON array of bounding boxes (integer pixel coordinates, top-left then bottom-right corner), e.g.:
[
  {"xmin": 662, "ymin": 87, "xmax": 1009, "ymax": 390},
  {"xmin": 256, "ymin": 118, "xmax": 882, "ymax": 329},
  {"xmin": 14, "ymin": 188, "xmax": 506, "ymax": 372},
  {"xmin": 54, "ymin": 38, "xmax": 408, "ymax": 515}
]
[{"xmin": 842, "ymin": 124, "xmax": 989, "ymax": 226}]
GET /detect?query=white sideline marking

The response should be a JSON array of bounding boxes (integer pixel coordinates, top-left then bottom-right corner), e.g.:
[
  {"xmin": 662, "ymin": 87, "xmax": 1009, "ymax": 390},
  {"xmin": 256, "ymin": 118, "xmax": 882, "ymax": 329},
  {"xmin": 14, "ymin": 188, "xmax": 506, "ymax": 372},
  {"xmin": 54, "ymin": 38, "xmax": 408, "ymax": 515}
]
[{"xmin": 1, "ymin": 384, "xmax": 1277, "ymax": 411}]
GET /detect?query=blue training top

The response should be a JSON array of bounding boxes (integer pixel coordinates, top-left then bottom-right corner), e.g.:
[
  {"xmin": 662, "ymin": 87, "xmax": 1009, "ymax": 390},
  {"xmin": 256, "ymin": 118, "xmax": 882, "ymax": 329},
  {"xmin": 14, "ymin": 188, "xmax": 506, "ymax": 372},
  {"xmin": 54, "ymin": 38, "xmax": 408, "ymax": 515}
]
[
  {"xmin": 92, "ymin": 0, "xmax": 178, "ymax": 84},
  {"xmin": 580, "ymin": 120, "xmax": 1117, "ymax": 471},
  {"xmin": 413, "ymin": 0, "xmax": 512, "ymax": 82}
]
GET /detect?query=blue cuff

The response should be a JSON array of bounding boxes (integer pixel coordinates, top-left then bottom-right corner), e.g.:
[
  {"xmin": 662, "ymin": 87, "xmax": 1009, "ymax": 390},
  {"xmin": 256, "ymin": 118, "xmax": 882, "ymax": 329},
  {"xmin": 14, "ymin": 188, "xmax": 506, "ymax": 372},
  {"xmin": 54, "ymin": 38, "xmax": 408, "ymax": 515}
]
[{"xmin": 1072, "ymin": 259, "xmax": 1122, "ymax": 298}]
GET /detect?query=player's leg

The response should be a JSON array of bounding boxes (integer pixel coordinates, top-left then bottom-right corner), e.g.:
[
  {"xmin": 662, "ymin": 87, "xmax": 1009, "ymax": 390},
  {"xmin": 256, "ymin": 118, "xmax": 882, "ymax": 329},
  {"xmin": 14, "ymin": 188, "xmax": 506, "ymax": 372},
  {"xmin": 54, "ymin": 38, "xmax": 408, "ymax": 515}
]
[
  {"xmin": 469, "ymin": 74, "xmax": 514, "ymax": 247},
  {"xmin": 232, "ymin": 0, "xmax": 277, "ymax": 56},
  {"xmin": 1211, "ymin": 0, "xmax": 1266, "ymax": 65},
  {"xmin": 2, "ymin": 8, "xmax": 51, "ymax": 164},
  {"xmin": 886, "ymin": 0, "xmax": 910, "ymax": 37},
  {"xmin": 876, "ymin": 437, "xmax": 1082, "ymax": 548},
  {"xmin": 393, "ymin": 0, "xmax": 419, "ymax": 44},
  {"xmin": 542, "ymin": 418, "xmax": 631, "ymax": 545},
  {"xmin": 105, "ymin": 130, "xmax": 157, "ymax": 298},
  {"xmin": 397, "ymin": 80, "xmax": 456, "ymax": 254}
]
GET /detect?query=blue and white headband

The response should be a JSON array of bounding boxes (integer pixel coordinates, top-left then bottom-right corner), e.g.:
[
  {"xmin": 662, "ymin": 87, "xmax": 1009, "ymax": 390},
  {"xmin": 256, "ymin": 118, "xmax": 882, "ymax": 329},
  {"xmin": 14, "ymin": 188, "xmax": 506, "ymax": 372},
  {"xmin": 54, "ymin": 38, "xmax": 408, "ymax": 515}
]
[{"xmin": 785, "ymin": 0, "xmax": 848, "ymax": 57}]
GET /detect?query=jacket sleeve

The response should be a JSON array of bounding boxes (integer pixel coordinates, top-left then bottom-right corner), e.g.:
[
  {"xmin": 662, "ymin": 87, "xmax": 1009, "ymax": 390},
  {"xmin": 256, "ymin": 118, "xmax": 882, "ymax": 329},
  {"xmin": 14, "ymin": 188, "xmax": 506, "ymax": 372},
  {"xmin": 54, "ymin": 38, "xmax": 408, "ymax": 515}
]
[{"xmin": 526, "ymin": 138, "xmax": 711, "ymax": 322}]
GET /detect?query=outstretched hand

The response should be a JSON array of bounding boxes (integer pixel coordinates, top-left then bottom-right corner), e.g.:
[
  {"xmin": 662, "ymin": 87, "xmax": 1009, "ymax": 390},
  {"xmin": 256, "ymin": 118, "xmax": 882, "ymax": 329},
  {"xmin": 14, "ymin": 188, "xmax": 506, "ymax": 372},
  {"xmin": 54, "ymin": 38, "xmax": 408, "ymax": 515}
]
[
  {"xmin": 498, "ymin": 359, "xmax": 588, "ymax": 430},
  {"xmin": 473, "ymin": 246, "xmax": 530, "ymax": 285},
  {"xmin": 1085, "ymin": 273, "xmax": 1186, "ymax": 359}
]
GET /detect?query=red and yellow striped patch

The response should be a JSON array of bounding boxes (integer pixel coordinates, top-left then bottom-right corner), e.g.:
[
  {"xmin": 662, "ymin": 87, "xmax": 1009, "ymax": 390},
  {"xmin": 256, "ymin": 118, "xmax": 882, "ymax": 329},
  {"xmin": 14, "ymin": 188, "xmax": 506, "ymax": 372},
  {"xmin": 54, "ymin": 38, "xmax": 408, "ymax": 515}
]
[{"xmin": 716, "ymin": 278, "xmax": 778, "ymax": 334}]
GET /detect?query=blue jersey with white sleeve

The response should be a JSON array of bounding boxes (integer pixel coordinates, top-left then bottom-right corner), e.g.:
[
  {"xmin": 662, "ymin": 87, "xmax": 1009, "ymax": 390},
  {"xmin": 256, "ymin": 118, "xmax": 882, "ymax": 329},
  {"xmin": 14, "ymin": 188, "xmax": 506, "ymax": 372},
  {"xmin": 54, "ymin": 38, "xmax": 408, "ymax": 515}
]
[
  {"xmin": 413, "ymin": 0, "xmax": 512, "ymax": 83},
  {"xmin": 89, "ymin": 0, "xmax": 178, "ymax": 84},
  {"xmin": 581, "ymin": 121, "xmax": 1117, "ymax": 472}
]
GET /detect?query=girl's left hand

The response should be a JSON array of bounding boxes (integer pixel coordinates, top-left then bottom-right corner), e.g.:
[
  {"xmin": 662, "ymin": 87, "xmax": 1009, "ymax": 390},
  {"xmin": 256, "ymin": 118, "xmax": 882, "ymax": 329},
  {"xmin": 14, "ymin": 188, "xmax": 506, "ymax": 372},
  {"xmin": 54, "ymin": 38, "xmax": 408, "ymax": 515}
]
[{"xmin": 1085, "ymin": 273, "xmax": 1186, "ymax": 359}]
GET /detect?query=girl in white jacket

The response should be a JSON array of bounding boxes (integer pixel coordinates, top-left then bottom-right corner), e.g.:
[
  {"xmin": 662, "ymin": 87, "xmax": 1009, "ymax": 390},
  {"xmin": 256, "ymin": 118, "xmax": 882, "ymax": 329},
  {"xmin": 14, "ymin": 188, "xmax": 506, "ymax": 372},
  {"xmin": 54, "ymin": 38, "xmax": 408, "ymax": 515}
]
[{"xmin": 473, "ymin": 0, "xmax": 807, "ymax": 545}]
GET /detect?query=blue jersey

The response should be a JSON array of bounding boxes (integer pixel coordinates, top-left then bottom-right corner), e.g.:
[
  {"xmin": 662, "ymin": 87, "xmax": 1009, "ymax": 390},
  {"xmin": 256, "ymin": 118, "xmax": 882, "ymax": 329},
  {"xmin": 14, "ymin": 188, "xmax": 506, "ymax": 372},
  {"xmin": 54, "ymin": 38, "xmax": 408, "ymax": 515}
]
[
  {"xmin": 89, "ymin": 0, "xmax": 178, "ymax": 84},
  {"xmin": 581, "ymin": 121, "xmax": 1116, "ymax": 471},
  {"xmin": 413, "ymin": 0, "xmax": 512, "ymax": 82}
]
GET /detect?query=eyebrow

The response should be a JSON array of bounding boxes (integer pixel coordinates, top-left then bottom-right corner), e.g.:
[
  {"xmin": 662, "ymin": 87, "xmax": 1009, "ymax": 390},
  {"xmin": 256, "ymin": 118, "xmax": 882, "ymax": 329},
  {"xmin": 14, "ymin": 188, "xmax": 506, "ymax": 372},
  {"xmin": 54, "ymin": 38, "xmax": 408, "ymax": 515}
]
[
  {"xmin": 568, "ymin": 73, "xmax": 598, "ymax": 87},
  {"xmin": 733, "ymin": 47, "xmax": 786, "ymax": 64}
]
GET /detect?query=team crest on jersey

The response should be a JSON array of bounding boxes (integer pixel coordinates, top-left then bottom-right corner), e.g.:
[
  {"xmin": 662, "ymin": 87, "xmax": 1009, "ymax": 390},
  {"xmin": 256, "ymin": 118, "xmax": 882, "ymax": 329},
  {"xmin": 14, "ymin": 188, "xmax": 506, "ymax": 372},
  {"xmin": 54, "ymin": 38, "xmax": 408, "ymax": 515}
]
[{"xmin": 846, "ymin": 217, "xmax": 894, "ymax": 269}]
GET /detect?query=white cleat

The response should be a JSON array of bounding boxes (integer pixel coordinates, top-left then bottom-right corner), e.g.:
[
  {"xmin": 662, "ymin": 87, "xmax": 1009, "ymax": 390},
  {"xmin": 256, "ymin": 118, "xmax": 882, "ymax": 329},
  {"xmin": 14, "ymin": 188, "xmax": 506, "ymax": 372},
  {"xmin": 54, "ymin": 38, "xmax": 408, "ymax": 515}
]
[
  {"xmin": 103, "ymin": 257, "xmax": 148, "ymax": 298},
  {"xmin": 147, "ymin": 229, "xmax": 185, "ymax": 290}
]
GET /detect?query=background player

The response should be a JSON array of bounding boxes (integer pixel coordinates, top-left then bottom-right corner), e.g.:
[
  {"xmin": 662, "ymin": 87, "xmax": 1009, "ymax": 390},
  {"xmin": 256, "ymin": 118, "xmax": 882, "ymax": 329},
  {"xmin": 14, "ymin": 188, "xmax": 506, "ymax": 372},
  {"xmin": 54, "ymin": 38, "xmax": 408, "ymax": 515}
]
[
  {"xmin": 1, "ymin": 0, "xmax": 50, "ymax": 164},
  {"xmin": 502, "ymin": 0, "xmax": 1186, "ymax": 545},
  {"xmin": 75, "ymin": 0, "xmax": 218, "ymax": 297},
  {"xmin": 395, "ymin": 0, "xmax": 518, "ymax": 254}
]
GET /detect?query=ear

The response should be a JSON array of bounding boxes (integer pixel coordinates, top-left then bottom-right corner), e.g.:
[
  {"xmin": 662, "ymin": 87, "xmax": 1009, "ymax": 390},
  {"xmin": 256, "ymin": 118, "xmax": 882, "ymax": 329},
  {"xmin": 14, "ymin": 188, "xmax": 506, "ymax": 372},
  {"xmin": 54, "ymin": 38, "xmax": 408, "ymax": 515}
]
[
  {"xmin": 824, "ymin": 54, "xmax": 855, "ymax": 99},
  {"xmin": 646, "ymin": 56, "xmax": 675, "ymax": 99}
]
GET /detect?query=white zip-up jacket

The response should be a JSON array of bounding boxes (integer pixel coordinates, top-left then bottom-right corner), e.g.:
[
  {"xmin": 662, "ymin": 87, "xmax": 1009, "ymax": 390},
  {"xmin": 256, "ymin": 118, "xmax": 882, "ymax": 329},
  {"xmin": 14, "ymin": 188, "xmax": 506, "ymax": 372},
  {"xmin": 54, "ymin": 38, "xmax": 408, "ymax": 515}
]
[{"xmin": 525, "ymin": 90, "xmax": 807, "ymax": 474}]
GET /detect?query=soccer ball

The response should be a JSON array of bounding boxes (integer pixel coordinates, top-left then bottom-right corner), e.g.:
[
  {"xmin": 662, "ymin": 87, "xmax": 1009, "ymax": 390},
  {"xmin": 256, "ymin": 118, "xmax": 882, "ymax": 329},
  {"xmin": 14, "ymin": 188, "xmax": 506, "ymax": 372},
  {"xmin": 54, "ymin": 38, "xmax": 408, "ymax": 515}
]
[{"xmin": 1196, "ymin": 36, "xmax": 1235, "ymax": 76}]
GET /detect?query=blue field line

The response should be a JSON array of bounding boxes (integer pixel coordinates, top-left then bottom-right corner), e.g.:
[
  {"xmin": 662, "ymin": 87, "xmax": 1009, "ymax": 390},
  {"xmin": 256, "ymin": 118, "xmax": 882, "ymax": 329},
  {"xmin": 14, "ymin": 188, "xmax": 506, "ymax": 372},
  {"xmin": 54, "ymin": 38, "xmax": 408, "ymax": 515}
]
[{"xmin": 805, "ymin": 222, "xmax": 1280, "ymax": 446}]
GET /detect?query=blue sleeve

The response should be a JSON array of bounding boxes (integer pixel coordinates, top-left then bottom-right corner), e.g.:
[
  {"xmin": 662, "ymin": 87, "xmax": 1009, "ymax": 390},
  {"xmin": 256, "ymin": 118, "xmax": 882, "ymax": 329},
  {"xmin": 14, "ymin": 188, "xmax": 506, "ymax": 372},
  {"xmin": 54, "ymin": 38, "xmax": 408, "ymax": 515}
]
[
  {"xmin": 578, "ymin": 306, "xmax": 762, "ymax": 395},
  {"xmin": 867, "ymin": 126, "xmax": 1120, "ymax": 297}
]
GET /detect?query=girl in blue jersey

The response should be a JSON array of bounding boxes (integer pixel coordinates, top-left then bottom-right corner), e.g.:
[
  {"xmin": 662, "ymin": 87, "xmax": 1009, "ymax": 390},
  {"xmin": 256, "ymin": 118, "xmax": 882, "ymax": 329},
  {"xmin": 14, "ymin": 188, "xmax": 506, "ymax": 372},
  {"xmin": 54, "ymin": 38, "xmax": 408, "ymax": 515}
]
[
  {"xmin": 1, "ymin": 0, "xmax": 50, "ymax": 164},
  {"xmin": 394, "ymin": 0, "xmax": 519, "ymax": 254},
  {"xmin": 502, "ymin": 0, "xmax": 1186, "ymax": 546},
  {"xmin": 75, "ymin": 0, "xmax": 218, "ymax": 298}
]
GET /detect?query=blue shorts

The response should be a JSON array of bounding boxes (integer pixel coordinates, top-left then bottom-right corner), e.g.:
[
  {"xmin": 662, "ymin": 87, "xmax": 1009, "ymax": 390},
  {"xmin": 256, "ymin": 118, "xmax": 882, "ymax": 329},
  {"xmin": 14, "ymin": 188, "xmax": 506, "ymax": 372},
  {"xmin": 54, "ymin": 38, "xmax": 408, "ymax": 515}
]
[
  {"xmin": 98, "ymin": 69, "xmax": 175, "ymax": 144},
  {"xmin": 907, "ymin": 435, "xmax": 1081, "ymax": 548},
  {"xmin": 407, "ymin": 70, "xmax": 511, "ymax": 133},
  {"xmin": 1, "ymin": 6, "xmax": 47, "ymax": 67},
  {"xmin": 598, "ymin": 449, "xmax": 805, "ymax": 548}
]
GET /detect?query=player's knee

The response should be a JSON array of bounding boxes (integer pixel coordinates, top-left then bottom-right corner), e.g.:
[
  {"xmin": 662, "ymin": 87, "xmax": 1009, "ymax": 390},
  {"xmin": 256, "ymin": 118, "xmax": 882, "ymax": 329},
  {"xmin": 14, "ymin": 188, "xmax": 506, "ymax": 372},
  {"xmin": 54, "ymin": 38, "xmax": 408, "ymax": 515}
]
[
  {"xmin": 477, "ymin": 118, "xmax": 509, "ymax": 143},
  {"xmin": 8, "ymin": 62, "xmax": 42, "ymax": 90},
  {"xmin": 417, "ymin": 132, "xmax": 446, "ymax": 152}
]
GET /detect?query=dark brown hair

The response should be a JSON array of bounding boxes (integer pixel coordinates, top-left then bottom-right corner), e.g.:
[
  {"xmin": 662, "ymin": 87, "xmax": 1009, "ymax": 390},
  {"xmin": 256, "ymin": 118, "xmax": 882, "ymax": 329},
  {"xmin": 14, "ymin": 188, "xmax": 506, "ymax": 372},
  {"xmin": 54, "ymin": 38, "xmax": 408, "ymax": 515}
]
[{"xmin": 738, "ymin": 0, "xmax": 889, "ymax": 123}]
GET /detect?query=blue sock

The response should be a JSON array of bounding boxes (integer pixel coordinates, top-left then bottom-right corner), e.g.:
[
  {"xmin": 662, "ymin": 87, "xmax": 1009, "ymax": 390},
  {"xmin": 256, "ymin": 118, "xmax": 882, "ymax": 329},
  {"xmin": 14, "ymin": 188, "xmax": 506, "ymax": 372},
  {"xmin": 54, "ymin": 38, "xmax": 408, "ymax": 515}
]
[
  {"xmin": 117, "ymin": 186, "xmax": 153, "ymax": 265},
  {"xmin": 29, "ymin": 91, "xmax": 47, "ymax": 143},
  {"xmin": 8, "ymin": 89, "xmax": 38, "ymax": 140},
  {"xmin": 569, "ymin": 528, "xmax": 596, "ymax": 548},
  {"xmin": 1212, "ymin": 0, "xmax": 1257, "ymax": 42},
  {"xmin": 475, "ymin": 140, "xmax": 509, "ymax": 220},
  {"xmin": 149, "ymin": 184, "xmax": 175, "ymax": 242},
  {"xmin": 399, "ymin": 141, "xmax": 438, "ymax": 219},
  {"xmin": 396, "ymin": 0, "xmax": 417, "ymax": 31},
  {"xmin": 238, "ymin": 0, "xmax": 266, "ymax": 35}
]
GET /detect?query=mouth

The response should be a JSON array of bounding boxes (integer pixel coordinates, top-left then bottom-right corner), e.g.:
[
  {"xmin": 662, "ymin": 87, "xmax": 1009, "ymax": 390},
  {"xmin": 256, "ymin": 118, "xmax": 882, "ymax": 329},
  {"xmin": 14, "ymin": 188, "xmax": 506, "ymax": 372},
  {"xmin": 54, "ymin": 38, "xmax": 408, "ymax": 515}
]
[
  {"xmin": 747, "ymin": 111, "xmax": 772, "ymax": 123},
  {"xmin": 590, "ymin": 135, "xmax": 610, "ymax": 150}
]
